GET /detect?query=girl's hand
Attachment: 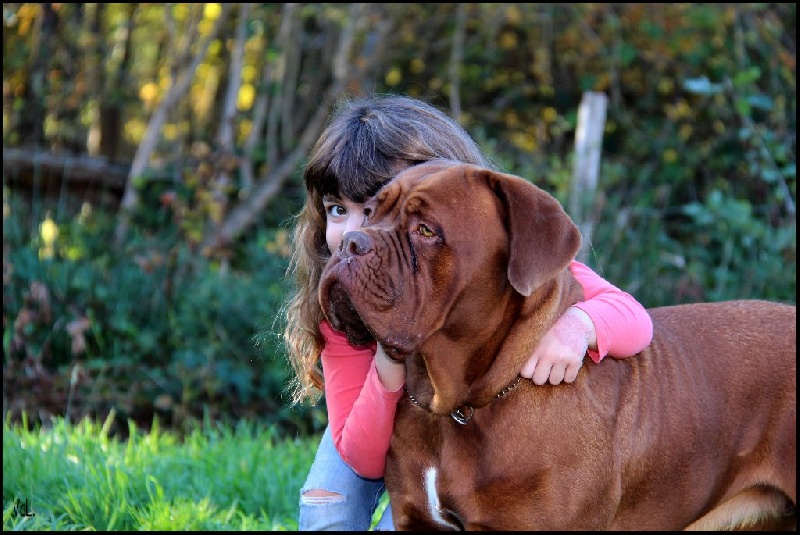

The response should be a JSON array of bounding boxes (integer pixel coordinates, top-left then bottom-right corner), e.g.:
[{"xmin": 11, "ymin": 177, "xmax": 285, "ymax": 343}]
[
  {"xmin": 520, "ymin": 306, "xmax": 596, "ymax": 385},
  {"xmin": 374, "ymin": 342, "xmax": 406, "ymax": 391}
]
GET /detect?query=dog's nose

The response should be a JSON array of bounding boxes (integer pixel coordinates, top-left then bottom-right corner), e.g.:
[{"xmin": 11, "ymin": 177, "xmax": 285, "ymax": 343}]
[{"xmin": 341, "ymin": 231, "xmax": 373, "ymax": 256}]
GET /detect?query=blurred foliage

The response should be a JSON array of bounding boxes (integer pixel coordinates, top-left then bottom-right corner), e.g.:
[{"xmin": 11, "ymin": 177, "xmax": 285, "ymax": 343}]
[
  {"xmin": 3, "ymin": 185, "xmax": 325, "ymax": 437},
  {"xmin": 2, "ymin": 3, "xmax": 796, "ymax": 435}
]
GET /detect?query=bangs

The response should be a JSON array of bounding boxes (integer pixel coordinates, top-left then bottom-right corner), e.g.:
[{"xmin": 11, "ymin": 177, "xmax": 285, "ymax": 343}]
[
  {"xmin": 327, "ymin": 147, "xmax": 398, "ymax": 203},
  {"xmin": 306, "ymin": 113, "xmax": 407, "ymax": 203},
  {"xmin": 311, "ymin": 157, "xmax": 393, "ymax": 203}
]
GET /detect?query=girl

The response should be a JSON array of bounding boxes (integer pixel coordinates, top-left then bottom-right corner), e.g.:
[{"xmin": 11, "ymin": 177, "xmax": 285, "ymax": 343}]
[{"xmin": 283, "ymin": 95, "xmax": 653, "ymax": 531}]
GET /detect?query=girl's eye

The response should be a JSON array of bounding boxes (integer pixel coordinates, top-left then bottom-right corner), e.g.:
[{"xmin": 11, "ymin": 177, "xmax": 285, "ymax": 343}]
[
  {"xmin": 417, "ymin": 224, "xmax": 436, "ymax": 238},
  {"xmin": 326, "ymin": 204, "xmax": 346, "ymax": 217}
]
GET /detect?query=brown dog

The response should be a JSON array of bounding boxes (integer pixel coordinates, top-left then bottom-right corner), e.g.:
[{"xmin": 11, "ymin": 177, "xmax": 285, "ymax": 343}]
[{"xmin": 318, "ymin": 160, "xmax": 796, "ymax": 530}]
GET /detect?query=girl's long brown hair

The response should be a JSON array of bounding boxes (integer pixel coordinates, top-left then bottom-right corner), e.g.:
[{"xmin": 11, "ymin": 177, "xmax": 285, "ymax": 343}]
[{"xmin": 283, "ymin": 94, "xmax": 496, "ymax": 404}]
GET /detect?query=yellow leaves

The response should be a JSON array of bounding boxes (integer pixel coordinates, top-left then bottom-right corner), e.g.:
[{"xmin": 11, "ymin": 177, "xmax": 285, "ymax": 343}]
[
  {"xmin": 531, "ymin": 49, "xmax": 552, "ymax": 82},
  {"xmin": 505, "ymin": 5, "xmax": 523, "ymax": 25},
  {"xmin": 204, "ymin": 4, "xmax": 223, "ymax": 20},
  {"xmin": 240, "ymin": 64, "xmax": 258, "ymax": 83},
  {"xmin": 595, "ymin": 73, "xmax": 612, "ymax": 92},
  {"xmin": 538, "ymin": 86, "xmax": 555, "ymax": 98},
  {"xmin": 504, "ymin": 109, "xmax": 520, "ymax": 128},
  {"xmin": 163, "ymin": 123, "xmax": 179, "ymax": 141},
  {"xmin": 124, "ymin": 118, "xmax": 148, "ymax": 144},
  {"xmin": 237, "ymin": 84, "xmax": 255, "ymax": 111},
  {"xmin": 239, "ymin": 119, "xmax": 253, "ymax": 140},
  {"xmin": 385, "ymin": 68, "xmax": 402, "ymax": 86},
  {"xmin": 658, "ymin": 78, "xmax": 675, "ymax": 95},
  {"xmin": 199, "ymin": 3, "xmax": 224, "ymax": 34},
  {"xmin": 206, "ymin": 192, "xmax": 224, "ymax": 225},
  {"xmin": 140, "ymin": 82, "xmax": 159, "ymax": 105},
  {"xmin": 65, "ymin": 246, "xmax": 83, "ymax": 261},
  {"xmin": 39, "ymin": 214, "xmax": 59, "ymax": 260},
  {"xmin": 207, "ymin": 38, "xmax": 223, "ymax": 56},
  {"xmin": 14, "ymin": 4, "xmax": 40, "ymax": 36},
  {"xmin": 665, "ymin": 99, "xmax": 693, "ymax": 121},
  {"xmin": 159, "ymin": 75, "xmax": 173, "ymax": 93},
  {"xmin": 509, "ymin": 131, "xmax": 537, "ymax": 153},
  {"xmin": 499, "ymin": 32, "xmax": 518, "ymax": 50},
  {"xmin": 410, "ymin": 59, "xmax": 425, "ymax": 74},
  {"xmin": 663, "ymin": 148, "xmax": 678, "ymax": 164},
  {"xmin": 193, "ymin": 64, "xmax": 221, "ymax": 122}
]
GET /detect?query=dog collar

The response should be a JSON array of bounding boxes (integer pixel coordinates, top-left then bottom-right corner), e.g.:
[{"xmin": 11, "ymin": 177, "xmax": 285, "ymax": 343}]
[{"xmin": 404, "ymin": 375, "xmax": 523, "ymax": 425}]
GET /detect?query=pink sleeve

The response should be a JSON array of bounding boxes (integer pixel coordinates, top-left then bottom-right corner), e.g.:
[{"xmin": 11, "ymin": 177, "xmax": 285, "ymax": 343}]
[
  {"xmin": 319, "ymin": 321, "xmax": 404, "ymax": 479},
  {"xmin": 568, "ymin": 260, "xmax": 653, "ymax": 363}
]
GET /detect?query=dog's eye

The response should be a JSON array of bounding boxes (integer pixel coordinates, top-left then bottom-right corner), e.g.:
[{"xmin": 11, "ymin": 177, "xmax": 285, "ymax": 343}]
[{"xmin": 417, "ymin": 224, "xmax": 436, "ymax": 238}]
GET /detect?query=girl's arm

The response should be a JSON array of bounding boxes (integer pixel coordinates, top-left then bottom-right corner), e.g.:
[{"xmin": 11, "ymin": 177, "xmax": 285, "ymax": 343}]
[
  {"xmin": 319, "ymin": 321, "xmax": 403, "ymax": 479},
  {"xmin": 520, "ymin": 260, "xmax": 653, "ymax": 385},
  {"xmin": 569, "ymin": 260, "xmax": 653, "ymax": 360}
]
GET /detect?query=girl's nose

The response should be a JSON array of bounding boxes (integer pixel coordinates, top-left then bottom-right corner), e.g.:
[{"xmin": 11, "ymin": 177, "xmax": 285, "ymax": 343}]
[{"xmin": 344, "ymin": 212, "xmax": 364, "ymax": 234}]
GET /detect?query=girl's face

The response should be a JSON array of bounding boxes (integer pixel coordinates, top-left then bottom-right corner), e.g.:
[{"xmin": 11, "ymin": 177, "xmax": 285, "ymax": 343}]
[{"xmin": 323, "ymin": 195, "xmax": 367, "ymax": 253}]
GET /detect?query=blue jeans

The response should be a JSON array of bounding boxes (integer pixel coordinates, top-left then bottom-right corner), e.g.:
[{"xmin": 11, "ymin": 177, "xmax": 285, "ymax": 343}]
[{"xmin": 299, "ymin": 426, "xmax": 394, "ymax": 531}]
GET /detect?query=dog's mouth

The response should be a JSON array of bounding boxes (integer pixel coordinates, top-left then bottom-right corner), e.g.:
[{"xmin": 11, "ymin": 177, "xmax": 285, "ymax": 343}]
[
  {"xmin": 320, "ymin": 261, "xmax": 417, "ymax": 356},
  {"xmin": 323, "ymin": 279, "xmax": 376, "ymax": 347}
]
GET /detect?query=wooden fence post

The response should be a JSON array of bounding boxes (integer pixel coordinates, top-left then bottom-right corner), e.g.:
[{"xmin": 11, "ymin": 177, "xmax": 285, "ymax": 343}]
[{"xmin": 569, "ymin": 91, "xmax": 608, "ymax": 260}]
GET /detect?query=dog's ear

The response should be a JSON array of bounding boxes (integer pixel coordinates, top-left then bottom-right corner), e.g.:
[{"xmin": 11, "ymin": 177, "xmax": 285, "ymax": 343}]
[{"xmin": 483, "ymin": 169, "xmax": 582, "ymax": 296}]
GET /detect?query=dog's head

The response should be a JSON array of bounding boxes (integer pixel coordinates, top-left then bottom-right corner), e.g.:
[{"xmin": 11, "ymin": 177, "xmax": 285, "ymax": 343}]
[{"xmin": 319, "ymin": 160, "xmax": 581, "ymax": 412}]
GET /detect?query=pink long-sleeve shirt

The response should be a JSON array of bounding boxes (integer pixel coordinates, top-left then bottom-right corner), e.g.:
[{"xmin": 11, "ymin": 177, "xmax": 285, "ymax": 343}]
[{"xmin": 320, "ymin": 260, "xmax": 653, "ymax": 479}]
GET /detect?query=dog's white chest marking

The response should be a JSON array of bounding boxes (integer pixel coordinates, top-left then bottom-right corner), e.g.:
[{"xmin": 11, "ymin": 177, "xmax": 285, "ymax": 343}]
[{"xmin": 423, "ymin": 466, "xmax": 460, "ymax": 530}]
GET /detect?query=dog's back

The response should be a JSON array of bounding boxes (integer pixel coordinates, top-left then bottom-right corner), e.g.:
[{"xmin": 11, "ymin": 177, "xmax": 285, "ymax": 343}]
[{"xmin": 606, "ymin": 299, "xmax": 796, "ymax": 530}]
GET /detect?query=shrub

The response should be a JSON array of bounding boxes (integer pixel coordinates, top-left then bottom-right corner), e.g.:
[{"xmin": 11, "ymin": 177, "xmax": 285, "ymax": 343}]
[{"xmin": 3, "ymin": 189, "xmax": 325, "ymax": 437}]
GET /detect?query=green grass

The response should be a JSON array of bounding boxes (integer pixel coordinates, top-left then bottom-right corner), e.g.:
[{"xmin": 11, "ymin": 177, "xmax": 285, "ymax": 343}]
[{"xmin": 3, "ymin": 412, "xmax": 319, "ymax": 530}]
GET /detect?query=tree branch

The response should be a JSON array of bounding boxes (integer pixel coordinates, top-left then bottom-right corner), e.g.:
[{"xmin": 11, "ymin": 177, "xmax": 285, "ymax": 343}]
[{"xmin": 115, "ymin": 3, "xmax": 233, "ymax": 245}]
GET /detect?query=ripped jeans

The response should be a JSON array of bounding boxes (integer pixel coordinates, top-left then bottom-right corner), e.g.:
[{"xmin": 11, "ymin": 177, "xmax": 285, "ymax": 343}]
[{"xmin": 299, "ymin": 426, "xmax": 394, "ymax": 531}]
